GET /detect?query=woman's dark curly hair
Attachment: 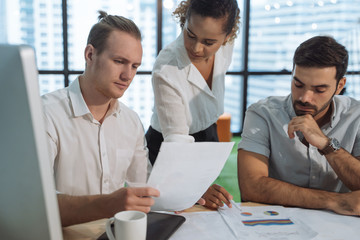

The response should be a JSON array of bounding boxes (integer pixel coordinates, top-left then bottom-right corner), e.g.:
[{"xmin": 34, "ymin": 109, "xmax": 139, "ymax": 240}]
[{"xmin": 173, "ymin": 0, "xmax": 241, "ymax": 44}]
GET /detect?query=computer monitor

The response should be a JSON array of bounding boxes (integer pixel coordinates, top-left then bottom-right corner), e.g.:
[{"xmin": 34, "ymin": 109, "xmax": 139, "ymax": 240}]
[{"xmin": 0, "ymin": 44, "xmax": 62, "ymax": 239}]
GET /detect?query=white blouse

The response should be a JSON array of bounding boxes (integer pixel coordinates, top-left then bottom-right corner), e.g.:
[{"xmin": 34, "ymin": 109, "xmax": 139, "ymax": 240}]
[{"xmin": 150, "ymin": 31, "xmax": 234, "ymax": 143}]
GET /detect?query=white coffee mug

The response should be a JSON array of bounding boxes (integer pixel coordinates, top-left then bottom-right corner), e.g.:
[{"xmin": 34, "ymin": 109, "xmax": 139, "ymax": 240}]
[{"xmin": 106, "ymin": 211, "xmax": 147, "ymax": 240}]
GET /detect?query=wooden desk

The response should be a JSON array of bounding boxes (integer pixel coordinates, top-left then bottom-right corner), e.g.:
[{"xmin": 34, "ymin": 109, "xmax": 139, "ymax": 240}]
[
  {"xmin": 62, "ymin": 202, "xmax": 264, "ymax": 240},
  {"xmin": 63, "ymin": 202, "xmax": 360, "ymax": 240}
]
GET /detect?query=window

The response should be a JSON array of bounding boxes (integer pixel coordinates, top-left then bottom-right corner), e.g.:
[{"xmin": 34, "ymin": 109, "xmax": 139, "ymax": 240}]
[
  {"xmin": 2, "ymin": 0, "xmax": 360, "ymax": 134},
  {"xmin": 39, "ymin": 75, "xmax": 64, "ymax": 95},
  {"xmin": 247, "ymin": 0, "xmax": 360, "ymax": 107},
  {"xmin": 67, "ymin": 0, "xmax": 157, "ymax": 72}
]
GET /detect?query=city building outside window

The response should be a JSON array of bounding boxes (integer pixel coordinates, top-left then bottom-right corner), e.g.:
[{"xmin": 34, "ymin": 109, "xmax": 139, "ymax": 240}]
[{"xmin": 1, "ymin": 0, "xmax": 359, "ymax": 133}]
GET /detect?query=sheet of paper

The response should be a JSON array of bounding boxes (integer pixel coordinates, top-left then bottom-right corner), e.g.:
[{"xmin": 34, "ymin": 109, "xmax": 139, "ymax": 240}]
[
  {"xmin": 147, "ymin": 142, "xmax": 234, "ymax": 211},
  {"xmin": 170, "ymin": 204, "xmax": 318, "ymax": 240},
  {"xmin": 217, "ymin": 201, "xmax": 245, "ymax": 239},
  {"xmin": 170, "ymin": 211, "xmax": 238, "ymax": 240},
  {"xmin": 288, "ymin": 208, "xmax": 360, "ymax": 240}
]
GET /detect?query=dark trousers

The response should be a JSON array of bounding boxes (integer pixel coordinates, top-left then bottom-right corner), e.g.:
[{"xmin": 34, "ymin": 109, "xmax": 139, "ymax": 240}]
[{"xmin": 145, "ymin": 123, "xmax": 219, "ymax": 165}]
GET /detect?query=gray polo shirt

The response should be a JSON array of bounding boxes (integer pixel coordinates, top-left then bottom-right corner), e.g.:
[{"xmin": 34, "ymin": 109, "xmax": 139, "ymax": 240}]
[{"xmin": 238, "ymin": 94, "xmax": 360, "ymax": 193}]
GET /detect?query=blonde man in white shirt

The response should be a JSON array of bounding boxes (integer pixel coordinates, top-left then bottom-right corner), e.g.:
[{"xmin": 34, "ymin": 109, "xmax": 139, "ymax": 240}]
[
  {"xmin": 145, "ymin": 0, "xmax": 240, "ymax": 210},
  {"xmin": 42, "ymin": 11, "xmax": 159, "ymax": 227}
]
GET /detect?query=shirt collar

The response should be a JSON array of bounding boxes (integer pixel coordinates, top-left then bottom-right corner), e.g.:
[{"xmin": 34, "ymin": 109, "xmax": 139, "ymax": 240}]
[
  {"xmin": 329, "ymin": 96, "xmax": 339, "ymax": 128},
  {"xmin": 107, "ymin": 99, "xmax": 121, "ymax": 118},
  {"xmin": 175, "ymin": 31, "xmax": 211, "ymax": 95},
  {"xmin": 68, "ymin": 77, "xmax": 91, "ymax": 117},
  {"xmin": 175, "ymin": 31, "xmax": 191, "ymax": 69},
  {"xmin": 286, "ymin": 94, "xmax": 296, "ymax": 119},
  {"xmin": 175, "ymin": 30, "xmax": 226, "ymax": 98},
  {"xmin": 68, "ymin": 76, "xmax": 121, "ymax": 119}
]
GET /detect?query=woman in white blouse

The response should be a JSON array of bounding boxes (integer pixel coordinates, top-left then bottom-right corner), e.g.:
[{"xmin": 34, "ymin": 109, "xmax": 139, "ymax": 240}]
[{"xmin": 146, "ymin": 0, "xmax": 241, "ymax": 209}]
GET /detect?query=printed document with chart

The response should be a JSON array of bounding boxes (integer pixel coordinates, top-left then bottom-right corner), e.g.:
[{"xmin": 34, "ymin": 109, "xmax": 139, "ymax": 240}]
[
  {"xmin": 171, "ymin": 204, "xmax": 318, "ymax": 240},
  {"xmin": 147, "ymin": 142, "xmax": 234, "ymax": 211}
]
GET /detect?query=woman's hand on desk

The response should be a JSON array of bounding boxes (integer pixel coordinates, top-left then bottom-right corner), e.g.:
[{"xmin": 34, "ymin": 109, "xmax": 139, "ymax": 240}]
[{"xmin": 202, "ymin": 184, "xmax": 233, "ymax": 209}]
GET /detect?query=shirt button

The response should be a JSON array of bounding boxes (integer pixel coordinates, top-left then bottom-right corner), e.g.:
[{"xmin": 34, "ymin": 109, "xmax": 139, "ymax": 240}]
[
  {"xmin": 104, "ymin": 179, "xmax": 108, "ymax": 183},
  {"xmin": 312, "ymin": 176, "xmax": 316, "ymax": 180}
]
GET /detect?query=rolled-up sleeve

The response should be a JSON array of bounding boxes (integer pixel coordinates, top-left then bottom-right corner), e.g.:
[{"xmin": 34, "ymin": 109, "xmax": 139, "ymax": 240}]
[{"xmin": 238, "ymin": 106, "xmax": 271, "ymax": 158}]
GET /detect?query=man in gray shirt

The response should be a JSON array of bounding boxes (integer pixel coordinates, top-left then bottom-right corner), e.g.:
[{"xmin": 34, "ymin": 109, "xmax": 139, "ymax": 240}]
[{"xmin": 238, "ymin": 36, "xmax": 360, "ymax": 216}]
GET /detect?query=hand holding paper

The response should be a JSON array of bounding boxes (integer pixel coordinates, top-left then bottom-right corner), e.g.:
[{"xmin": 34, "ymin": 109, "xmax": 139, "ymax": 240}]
[{"xmin": 147, "ymin": 142, "xmax": 234, "ymax": 211}]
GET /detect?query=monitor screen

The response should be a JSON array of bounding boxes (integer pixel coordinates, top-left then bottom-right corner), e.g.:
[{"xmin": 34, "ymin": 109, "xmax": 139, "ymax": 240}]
[{"xmin": 0, "ymin": 44, "xmax": 62, "ymax": 239}]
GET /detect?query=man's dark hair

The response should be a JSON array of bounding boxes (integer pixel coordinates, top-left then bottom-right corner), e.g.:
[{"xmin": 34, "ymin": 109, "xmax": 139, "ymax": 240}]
[
  {"xmin": 87, "ymin": 10, "xmax": 142, "ymax": 55},
  {"xmin": 293, "ymin": 36, "xmax": 348, "ymax": 82}
]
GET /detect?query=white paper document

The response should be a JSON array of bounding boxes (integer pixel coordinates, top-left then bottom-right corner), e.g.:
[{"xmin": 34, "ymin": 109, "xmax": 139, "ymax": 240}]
[
  {"xmin": 171, "ymin": 211, "xmax": 238, "ymax": 240},
  {"xmin": 289, "ymin": 208, "xmax": 360, "ymax": 240},
  {"xmin": 147, "ymin": 142, "xmax": 234, "ymax": 211},
  {"xmin": 171, "ymin": 204, "xmax": 360, "ymax": 240},
  {"xmin": 171, "ymin": 204, "xmax": 318, "ymax": 240}
]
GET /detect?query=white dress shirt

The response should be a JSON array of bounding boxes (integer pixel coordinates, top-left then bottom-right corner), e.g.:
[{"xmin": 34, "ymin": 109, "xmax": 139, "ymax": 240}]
[
  {"xmin": 150, "ymin": 31, "xmax": 234, "ymax": 142},
  {"xmin": 239, "ymin": 94, "xmax": 360, "ymax": 193},
  {"xmin": 42, "ymin": 77, "xmax": 149, "ymax": 195}
]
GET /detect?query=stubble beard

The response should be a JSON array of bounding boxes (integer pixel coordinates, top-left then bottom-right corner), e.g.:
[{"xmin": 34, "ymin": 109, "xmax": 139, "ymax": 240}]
[{"xmin": 293, "ymin": 94, "xmax": 334, "ymax": 119}]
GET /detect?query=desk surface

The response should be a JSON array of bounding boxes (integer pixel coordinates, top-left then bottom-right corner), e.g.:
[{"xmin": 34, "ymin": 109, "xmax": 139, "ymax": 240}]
[
  {"xmin": 62, "ymin": 202, "xmax": 265, "ymax": 240},
  {"xmin": 62, "ymin": 202, "xmax": 360, "ymax": 240}
]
